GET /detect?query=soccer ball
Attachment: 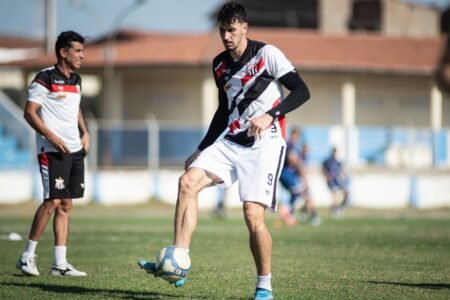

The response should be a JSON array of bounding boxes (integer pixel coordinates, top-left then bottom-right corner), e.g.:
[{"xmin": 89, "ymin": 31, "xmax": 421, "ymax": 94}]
[{"xmin": 155, "ymin": 246, "xmax": 191, "ymax": 283}]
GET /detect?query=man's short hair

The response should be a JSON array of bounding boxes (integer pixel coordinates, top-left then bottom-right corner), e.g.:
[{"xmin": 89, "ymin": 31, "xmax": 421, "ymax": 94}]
[
  {"xmin": 217, "ymin": 1, "xmax": 247, "ymax": 25},
  {"xmin": 55, "ymin": 31, "xmax": 85, "ymax": 60}
]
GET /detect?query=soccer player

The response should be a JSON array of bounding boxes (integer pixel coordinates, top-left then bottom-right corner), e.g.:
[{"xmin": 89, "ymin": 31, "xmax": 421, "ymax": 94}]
[
  {"xmin": 322, "ymin": 147, "xmax": 349, "ymax": 217},
  {"xmin": 279, "ymin": 128, "xmax": 320, "ymax": 226},
  {"xmin": 16, "ymin": 31, "xmax": 89, "ymax": 277},
  {"xmin": 139, "ymin": 2, "xmax": 310, "ymax": 299}
]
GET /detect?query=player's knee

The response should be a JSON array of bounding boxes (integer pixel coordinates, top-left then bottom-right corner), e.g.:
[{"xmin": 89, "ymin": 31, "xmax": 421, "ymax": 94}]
[
  {"xmin": 243, "ymin": 205, "xmax": 265, "ymax": 232},
  {"xmin": 179, "ymin": 172, "xmax": 199, "ymax": 194},
  {"xmin": 58, "ymin": 200, "xmax": 73, "ymax": 214},
  {"xmin": 43, "ymin": 199, "xmax": 60, "ymax": 214}
]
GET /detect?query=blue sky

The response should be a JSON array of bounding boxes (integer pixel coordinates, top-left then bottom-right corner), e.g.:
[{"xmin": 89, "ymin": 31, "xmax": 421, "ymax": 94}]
[
  {"xmin": 0, "ymin": 0, "xmax": 448, "ymax": 40},
  {"xmin": 0, "ymin": 0, "xmax": 225, "ymax": 39}
]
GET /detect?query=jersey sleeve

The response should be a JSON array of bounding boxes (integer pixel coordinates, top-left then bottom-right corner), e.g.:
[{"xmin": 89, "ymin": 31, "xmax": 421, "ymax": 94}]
[
  {"xmin": 263, "ymin": 45, "xmax": 295, "ymax": 80},
  {"xmin": 28, "ymin": 71, "xmax": 50, "ymax": 105}
]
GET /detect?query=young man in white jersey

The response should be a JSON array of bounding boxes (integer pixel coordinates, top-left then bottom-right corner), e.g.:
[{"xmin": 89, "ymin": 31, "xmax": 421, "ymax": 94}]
[
  {"xmin": 16, "ymin": 31, "xmax": 89, "ymax": 277},
  {"xmin": 139, "ymin": 2, "xmax": 310, "ymax": 299}
]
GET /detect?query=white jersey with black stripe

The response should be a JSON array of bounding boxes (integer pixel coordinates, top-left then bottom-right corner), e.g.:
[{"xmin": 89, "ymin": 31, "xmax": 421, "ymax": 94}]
[
  {"xmin": 213, "ymin": 39, "xmax": 294, "ymax": 148},
  {"xmin": 28, "ymin": 65, "xmax": 83, "ymax": 153}
]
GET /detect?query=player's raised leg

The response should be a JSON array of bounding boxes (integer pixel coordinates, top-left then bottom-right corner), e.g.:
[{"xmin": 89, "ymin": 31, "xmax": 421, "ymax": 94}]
[
  {"xmin": 174, "ymin": 167, "xmax": 214, "ymax": 248},
  {"xmin": 138, "ymin": 167, "xmax": 214, "ymax": 284}
]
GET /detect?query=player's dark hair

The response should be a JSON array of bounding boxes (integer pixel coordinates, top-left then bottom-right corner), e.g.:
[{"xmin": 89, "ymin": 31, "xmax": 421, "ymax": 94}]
[
  {"xmin": 55, "ymin": 31, "xmax": 85, "ymax": 60},
  {"xmin": 217, "ymin": 1, "xmax": 247, "ymax": 25}
]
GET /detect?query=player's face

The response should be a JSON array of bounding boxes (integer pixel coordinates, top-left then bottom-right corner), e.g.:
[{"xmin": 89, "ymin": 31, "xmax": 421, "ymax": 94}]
[
  {"xmin": 219, "ymin": 21, "xmax": 248, "ymax": 52},
  {"xmin": 61, "ymin": 41, "xmax": 84, "ymax": 70}
]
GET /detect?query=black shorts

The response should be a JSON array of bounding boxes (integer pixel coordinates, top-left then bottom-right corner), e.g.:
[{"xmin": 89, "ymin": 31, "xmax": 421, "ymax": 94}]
[{"xmin": 38, "ymin": 149, "xmax": 86, "ymax": 200}]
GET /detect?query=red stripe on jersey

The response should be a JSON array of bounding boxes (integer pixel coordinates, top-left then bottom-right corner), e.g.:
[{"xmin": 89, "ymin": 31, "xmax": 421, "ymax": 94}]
[
  {"xmin": 272, "ymin": 98, "xmax": 286, "ymax": 140},
  {"xmin": 38, "ymin": 152, "xmax": 49, "ymax": 167},
  {"xmin": 241, "ymin": 57, "xmax": 265, "ymax": 87},
  {"xmin": 214, "ymin": 61, "xmax": 226, "ymax": 79},
  {"xmin": 228, "ymin": 119, "xmax": 240, "ymax": 133},
  {"xmin": 50, "ymin": 84, "xmax": 79, "ymax": 93}
]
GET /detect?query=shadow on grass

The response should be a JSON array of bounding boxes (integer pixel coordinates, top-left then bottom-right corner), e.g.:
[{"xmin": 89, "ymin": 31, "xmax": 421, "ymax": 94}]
[
  {"xmin": 0, "ymin": 281, "xmax": 191, "ymax": 299},
  {"xmin": 366, "ymin": 280, "xmax": 450, "ymax": 290}
]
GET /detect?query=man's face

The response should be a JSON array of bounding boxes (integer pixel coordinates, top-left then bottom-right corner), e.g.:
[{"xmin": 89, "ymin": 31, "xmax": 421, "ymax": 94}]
[
  {"xmin": 219, "ymin": 20, "xmax": 248, "ymax": 52},
  {"xmin": 61, "ymin": 41, "xmax": 84, "ymax": 70}
]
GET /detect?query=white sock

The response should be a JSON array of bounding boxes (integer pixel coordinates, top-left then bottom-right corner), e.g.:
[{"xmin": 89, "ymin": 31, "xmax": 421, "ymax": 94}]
[
  {"xmin": 54, "ymin": 246, "xmax": 67, "ymax": 266},
  {"xmin": 173, "ymin": 246, "xmax": 189, "ymax": 253},
  {"xmin": 23, "ymin": 240, "xmax": 38, "ymax": 257},
  {"xmin": 256, "ymin": 272, "xmax": 272, "ymax": 291}
]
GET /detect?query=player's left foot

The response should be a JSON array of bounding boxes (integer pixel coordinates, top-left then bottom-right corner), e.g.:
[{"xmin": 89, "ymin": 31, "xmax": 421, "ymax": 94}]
[
  {"xmin": 138, "ymin": 259, "xmax": 158, "ymax": 276},
  {"xmin": 172, "ymin": 277, "xmax": 186, "ymax": 287},
  {"xmin": 50, "ymin": 262, "xmax": 87, "ymax": 276},
  {"xmin": 254, "ymin": 288, "xmax": 273, "ymax": 300}
]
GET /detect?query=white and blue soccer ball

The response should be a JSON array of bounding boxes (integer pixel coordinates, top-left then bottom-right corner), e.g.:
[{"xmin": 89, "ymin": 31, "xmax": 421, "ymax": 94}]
[{"xmin": 155, "ymin": 246, "xmax": 191, "ymax": 283}]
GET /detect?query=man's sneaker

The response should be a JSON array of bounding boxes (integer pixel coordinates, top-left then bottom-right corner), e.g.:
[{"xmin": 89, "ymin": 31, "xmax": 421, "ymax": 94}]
[
  {"xmin": 16, "ymin": 254, "xmax": 39, "ymax": 276},
  {"xmin": 138, "ymin": 259, "xmax": 187, "ymax": 287},
  {"xmin": 254, "ymin": 288, "xmax": 273, "ymax": 300},
  {"xmin": 138, "ymin": 259, "xmax": 158, "ymax": 276},
  {"xmin": 50, "ymin": 263, "xmax": 87, "ymax": 276}
]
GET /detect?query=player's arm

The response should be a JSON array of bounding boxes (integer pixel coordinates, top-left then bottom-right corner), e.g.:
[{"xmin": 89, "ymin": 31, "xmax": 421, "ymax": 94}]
[
  {"xmin": 78, "ymin": 109, "xmax": 90, "ymax": 152},
  {"xmin": 266, "ymin": 70, "xmax": 310, "ymax": 119},
  {"xmin": 184, "ymin": 90, "xmax": 228, "ymax": 170},
  {"xmin": 24, "ymin": 101, "xmax": 71, "ymax": 154},
  {"xmin": 248, "ymin": 70, "xmax": 310, "ymax": 138}
]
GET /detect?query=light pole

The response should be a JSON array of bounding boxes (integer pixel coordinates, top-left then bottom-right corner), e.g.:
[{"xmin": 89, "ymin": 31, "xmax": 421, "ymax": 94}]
[{"xmin": 103, "ymin": 0, "xmax": 147, "ymax": 119}]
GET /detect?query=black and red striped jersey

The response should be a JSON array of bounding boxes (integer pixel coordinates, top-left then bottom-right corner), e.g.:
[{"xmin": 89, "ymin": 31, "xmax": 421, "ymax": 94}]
[
  {"xmin": 28, "ymin": 65, "xmax": 83, "ymax": 153},
  {"xmin": 212, "ymin": 39, "xmax": 294, "ymax": 148}
]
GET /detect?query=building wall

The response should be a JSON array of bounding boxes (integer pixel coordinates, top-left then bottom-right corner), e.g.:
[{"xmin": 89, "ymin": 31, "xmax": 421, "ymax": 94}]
[
  {"xmin": 319, "ymin": 0, "xmax": 351, "ymax": 35},
  {"xmin": 354, "ymin": 74, "xmax": 431, "ymax": 126},
  {"xmin": 117, "ymin": 68, "xmax": 444, "ymax": 129},
  {"xmin": 290, "ymin": 72, "xmax": 343, "ymax": 125},
  {"xmin": 120, "ymin": 67, "xmax": 206, "ymax": 124},
  {"xmin": 383, "ymin": 0, "xmax": 440, "ymax": 37},
  {"xmin": 287, "ymin": 72, "xmax": 439, "ymax": 127}
]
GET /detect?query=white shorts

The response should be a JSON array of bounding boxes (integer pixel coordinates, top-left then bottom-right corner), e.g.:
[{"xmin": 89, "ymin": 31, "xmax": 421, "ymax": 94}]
[{"xmin": 190, "ymin": 139, "xmax": 286, "ymax": 210}]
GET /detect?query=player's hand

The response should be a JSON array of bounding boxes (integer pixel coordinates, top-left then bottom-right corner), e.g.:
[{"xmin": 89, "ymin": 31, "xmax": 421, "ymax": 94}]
[
  {"xmin": 81, "ymin": 132, "xmax": 90, "ymax": 152},
  {"xmin": 48, "ymin": 134, "xmax": 71, "ymax": 154},
  {"xmin": 246, "ymin": 114, "xmax": 273, "ymax": 139},
  {"xmin": 184, "ymin": 149, "xmax": 201, "ymax": 170}
]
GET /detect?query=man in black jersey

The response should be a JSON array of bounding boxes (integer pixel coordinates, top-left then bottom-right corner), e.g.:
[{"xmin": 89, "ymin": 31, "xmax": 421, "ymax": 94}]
[
  {"xmin": 16, "ymin": 31, "xmax": 89, "ymax": 277},
  {"xmin": 139, "ymin": 3, "xmax": 310, "ymax": 299}
]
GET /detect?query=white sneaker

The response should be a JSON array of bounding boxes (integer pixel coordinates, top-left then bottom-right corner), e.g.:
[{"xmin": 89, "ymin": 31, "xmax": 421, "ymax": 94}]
[
  {"xmin": 50, "ymin": 262, "xmax": 87, "ymax": 276},
  {"xmin": 16, "ymin": 254, "xmax": 40, "ymax": 276}
]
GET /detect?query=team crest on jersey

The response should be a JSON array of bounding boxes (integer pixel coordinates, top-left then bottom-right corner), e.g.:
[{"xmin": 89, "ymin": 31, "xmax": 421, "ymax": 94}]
[
  {"xmin": 246, "ymin": 63, "xmax": 259, "ymax": 76},
  {"xmin": 55, "ymin": 177, "xmax": 65, "ymax": 190},
  {"xmin": 57, "ymin": 92, "xmax": 67, "ymax": 100}
]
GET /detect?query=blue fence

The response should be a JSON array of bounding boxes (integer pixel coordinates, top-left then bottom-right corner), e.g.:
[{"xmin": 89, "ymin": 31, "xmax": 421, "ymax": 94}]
[{"xmin": 0, "ymin": 118, "xmax": 449, "ymax": 169}]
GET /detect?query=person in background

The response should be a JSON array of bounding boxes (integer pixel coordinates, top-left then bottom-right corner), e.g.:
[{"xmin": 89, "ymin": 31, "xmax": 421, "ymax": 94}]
[
  {"xmin": 278, "ymin": 128, "xmax": 320, "ymax": 226},
  {"xmin": 322, "ymin": 147, "xmax": 349, "ymax": 217},
  {"xmin": 16, "ymin": 30, "xmax": 89, "ymax": 277}
]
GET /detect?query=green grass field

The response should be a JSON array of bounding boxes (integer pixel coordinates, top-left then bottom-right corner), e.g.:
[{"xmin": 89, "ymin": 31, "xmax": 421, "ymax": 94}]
[{"xmin": 0, "ymin": 202, "xmax": 449, "ymax": 299}]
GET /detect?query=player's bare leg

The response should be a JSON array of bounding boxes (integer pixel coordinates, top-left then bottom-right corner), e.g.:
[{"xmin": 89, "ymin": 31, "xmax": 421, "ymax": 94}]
[
  {"xmin": 17, "ymin": 199, "xmax": 61, "ymax": 276},
  {"xmin": 138, "ymin": 167, "xmax": 215, "ymax": 285},
  {"xmin": 244, "ymin": 201, "xmax": 273, "ymax": 298},
  {"xmin": 243, "ymin": 201, "xmax": 271, "ymax": 275},
  {"xmin": 174, "ymin": 167, "xmax": 214, "ymax": 248},
  {"xmin": 53, "ymin": 199, "xmax": 72, "ymax": 246},
  {"xmin": 29, "ymin": 199, "xmax": 62, "ymax": 241}
]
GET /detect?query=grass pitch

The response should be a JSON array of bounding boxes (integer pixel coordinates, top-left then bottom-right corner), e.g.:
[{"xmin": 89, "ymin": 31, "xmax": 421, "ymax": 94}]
[{"xmin": 0, "ymin": 202, "xmax": 449, "ymax": 299}]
